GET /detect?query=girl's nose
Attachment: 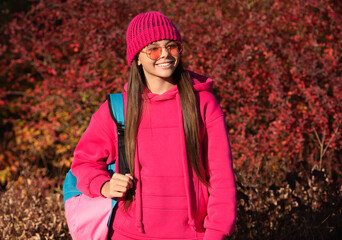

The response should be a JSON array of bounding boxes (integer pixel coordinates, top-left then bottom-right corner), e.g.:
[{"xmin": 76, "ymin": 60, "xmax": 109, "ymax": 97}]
[{"xmin": 160, "ymin": 46, "xmax": 171, "ymax": 58}]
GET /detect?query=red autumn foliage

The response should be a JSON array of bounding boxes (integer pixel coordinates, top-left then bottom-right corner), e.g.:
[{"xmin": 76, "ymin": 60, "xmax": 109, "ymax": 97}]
[{"xmin": 0, "ymin": 0, "xmax": 341, "ymax": 239}]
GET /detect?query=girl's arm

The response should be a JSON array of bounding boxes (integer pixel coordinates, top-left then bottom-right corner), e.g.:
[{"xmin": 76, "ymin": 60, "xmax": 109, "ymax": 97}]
[
  {"xmin": 201, "ymin": 93, "xmax": 237, "ymax": 239},
  {"xmin": 71, "ymin": 101, "xmax": 117, "ymax": 198}
]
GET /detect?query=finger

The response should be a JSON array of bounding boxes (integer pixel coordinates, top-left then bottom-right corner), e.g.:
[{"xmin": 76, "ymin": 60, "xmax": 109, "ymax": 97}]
[
  {"xmin": 112, "ymin": 178, "xmax": 132, "ymax": 189},
  {"xmin": 111, "ymin": 185, "xmax": 128, "ymax": 193},
  {"xmin": 110, "ymin": 191, "xmax": 124, "ymax": 198},
  {"xmin": 125, "ymin": 174, "xmax": 134, "ymax": 188},
  {"xmin": 110, "ymin": 177, "xmax": 132, "ymax": 192},
  {"xmin": 112, "ymin": 174, "xmax": 133, "ymax": 188},
  {"xmin": 125, "ymin": 174, "xmax": 133, "ymax": 180},
  {"xmin": 109, "ymin": 178, "xmax": 129, "ymax": 191},
  {"xmin": 112, "ymin": 173, "xmax": 131, "ymax": 182}
]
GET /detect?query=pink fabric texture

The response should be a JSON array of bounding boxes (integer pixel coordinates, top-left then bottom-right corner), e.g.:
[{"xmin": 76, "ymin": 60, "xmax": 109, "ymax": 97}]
[
  {"xmin": 64, "ymin": 194, "xmax": 112, "ymax": 240},
  {"xmin": 126, "ymin": 11, "xmax": 182, "ymax": 65},
  {"xmin": 71, "ymin": 71, "xmax": 237, "ymax": 239}
]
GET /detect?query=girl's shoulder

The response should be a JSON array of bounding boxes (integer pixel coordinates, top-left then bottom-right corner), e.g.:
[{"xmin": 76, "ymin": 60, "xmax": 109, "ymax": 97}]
[
  {"xmin": 198, "ymin": 91, "xmax": 224, "ymax": 124},
  {"xmin": 93, "ymin": 100, "xmax": 111, "ymax": 120},
  {"xmin": 94, "ymin": 92, "xmax": 127, "ymax": 122},
  {"xmin": 90, "ymin": 99, "xmax": 118, "ymax": 134},
  {"xmin": 187, "ymin": 71, "xmax": 224, "ymax": 122}
]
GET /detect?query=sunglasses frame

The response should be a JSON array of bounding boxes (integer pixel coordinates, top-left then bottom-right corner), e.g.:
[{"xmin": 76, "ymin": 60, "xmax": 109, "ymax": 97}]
[{"xmin": 140, "ymin": 41, "xmax": 183, "ymax": 60}]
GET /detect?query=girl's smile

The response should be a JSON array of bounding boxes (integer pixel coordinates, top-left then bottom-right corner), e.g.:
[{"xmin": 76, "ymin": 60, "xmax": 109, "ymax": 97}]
[{"xmin": 155, "ymin": 61, "xmax": 174, "ymax": 68}]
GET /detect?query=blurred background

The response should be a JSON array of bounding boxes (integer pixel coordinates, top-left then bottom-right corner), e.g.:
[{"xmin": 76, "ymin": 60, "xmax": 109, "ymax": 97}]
[{"xmin": 0, "ymin": 0, "xmax": 341, "ymax": 239}]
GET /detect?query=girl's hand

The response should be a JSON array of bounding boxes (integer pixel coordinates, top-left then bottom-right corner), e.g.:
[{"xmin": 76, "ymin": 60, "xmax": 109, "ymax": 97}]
[{"xmin": 101, "ymin": 173, "xmax": 133, "ymax": 198}]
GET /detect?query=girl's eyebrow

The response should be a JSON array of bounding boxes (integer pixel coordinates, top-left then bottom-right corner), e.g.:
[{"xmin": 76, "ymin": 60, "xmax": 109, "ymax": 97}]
[
  {"xmin": 165, "ymin": 40, "xmax": 176, "ymax": 45},
  {"xmin": 148, "ymin": 43, "xmax": 158, "ymax": 46}
]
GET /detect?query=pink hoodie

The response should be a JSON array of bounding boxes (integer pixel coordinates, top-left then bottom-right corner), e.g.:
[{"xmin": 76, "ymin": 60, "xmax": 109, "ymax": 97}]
[{"xmin": 71, "ymin": 71, "xmax": 236, "ymax": 239}]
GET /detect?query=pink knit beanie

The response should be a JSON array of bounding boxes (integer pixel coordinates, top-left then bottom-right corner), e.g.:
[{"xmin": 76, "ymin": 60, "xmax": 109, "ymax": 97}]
[{"xmin": 126, "ymin": 11, "xmax": 182, "ymax": 66}]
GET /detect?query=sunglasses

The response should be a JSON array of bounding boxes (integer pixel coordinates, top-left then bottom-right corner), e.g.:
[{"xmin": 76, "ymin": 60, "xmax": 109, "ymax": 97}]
[{"xmin": 140, "ymin": 41, "xmax": 182, "ymax": 60}]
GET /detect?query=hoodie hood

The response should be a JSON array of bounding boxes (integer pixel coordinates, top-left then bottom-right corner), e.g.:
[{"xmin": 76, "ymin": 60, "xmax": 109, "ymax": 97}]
[{"xmin": 188, "ymin": 70, "xmax": 214, "ymax": 92}]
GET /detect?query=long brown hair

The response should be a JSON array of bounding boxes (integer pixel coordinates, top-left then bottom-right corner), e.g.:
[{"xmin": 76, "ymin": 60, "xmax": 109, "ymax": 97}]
[{"xmin": 124, "ymin": 59, "xmax": 209, "ymax": 205}]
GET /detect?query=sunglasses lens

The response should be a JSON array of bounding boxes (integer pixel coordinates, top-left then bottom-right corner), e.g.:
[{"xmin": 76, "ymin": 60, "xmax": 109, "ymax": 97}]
[
  {"xmin": 167, "ymin": 43, "xmax": 181, "ymax": 56},
  {"xmin": 147, "ymin": 47, "xmax": 162, "ymax": 60}
]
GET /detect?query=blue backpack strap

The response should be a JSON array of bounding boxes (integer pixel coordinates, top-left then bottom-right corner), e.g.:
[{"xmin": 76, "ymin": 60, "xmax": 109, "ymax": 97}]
[
  {"xmin": 107, "ymin": 93, "xmax": 125, "ymax": 126},
  {"xmin": 106, "ymin": 93, "xmax": 129, "ymax": 237},
  {"xmin": 107, "ymin": 93, "xmax": 130, "ymax": 175},
  {"xmin": 107, "ymin": 162, "xmax": 117, "ymax": 233}
]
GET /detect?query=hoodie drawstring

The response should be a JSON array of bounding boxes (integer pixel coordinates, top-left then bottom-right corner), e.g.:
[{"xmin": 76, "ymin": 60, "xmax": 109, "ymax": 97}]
[{"xmin": 134, "ymin": 143, "xmax": 144, "ymax": 233}]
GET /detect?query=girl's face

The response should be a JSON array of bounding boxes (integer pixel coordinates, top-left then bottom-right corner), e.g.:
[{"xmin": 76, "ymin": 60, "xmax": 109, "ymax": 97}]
[{"xmin": 138, "ymin": 40, "xmax": 181, "ymax": 83}]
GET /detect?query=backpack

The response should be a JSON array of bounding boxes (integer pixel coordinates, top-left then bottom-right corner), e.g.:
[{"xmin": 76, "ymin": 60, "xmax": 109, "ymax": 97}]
[{"xmin": 63, "ymin": 93, "xmax": 128, "ymax": 240}]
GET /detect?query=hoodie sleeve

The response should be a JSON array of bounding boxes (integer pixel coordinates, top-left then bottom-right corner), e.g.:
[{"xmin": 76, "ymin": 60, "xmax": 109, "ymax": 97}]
[
  {"xmin": 200, "ymin": 92, "xmax": 237, "ymax": 239},
  {"xmin": 71, "ymin": 100, "xmax": 117, "ymax": 198}
]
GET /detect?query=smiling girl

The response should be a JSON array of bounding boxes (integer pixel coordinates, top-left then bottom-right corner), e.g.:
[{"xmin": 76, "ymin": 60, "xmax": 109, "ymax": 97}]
[{"xmin": 70, "ymin": 11, "xmax": 236, "ymax": 240}]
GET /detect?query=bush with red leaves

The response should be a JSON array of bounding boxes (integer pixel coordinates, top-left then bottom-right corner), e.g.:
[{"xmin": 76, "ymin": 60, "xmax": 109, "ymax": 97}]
[{"xmin": 0, "ymin": 0, "xmax": 341, "ymax": 239}]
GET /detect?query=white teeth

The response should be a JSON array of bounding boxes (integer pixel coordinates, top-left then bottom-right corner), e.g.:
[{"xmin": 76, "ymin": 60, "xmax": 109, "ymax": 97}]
[{"xmin": 158, "ymin": 63, "xmax": 171, "ymax": 67}]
